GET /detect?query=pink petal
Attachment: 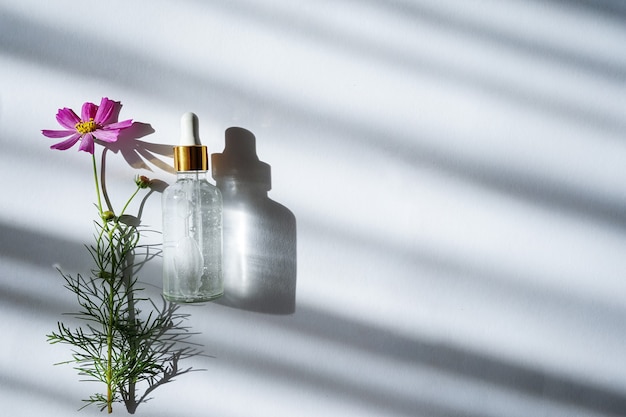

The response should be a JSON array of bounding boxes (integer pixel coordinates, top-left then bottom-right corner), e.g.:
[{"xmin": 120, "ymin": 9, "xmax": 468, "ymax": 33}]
[
  {"xmin": 81, "ymin": 102, "xmax": 98, "ymax": 121},
  {"xmin": 42, "ymin": 129, "xmax": 75, "ymax": 138},
  {"xmin": 94, "ymin": 97, "xmax": 115, "ymax": 124},
  {"xmin": 93, "ymin": 128, "xmax": 120, "ymax": 143},
  {"xmin": 56, "ymin": 108, "xmax": 80, "ymax": 129},
  {"xmin": 50, "ymin": 133, "xmax": 81, "ymax": 151},
  {"xmin": 78, "ymin": 133, "xmax": 95, "ymax": 154},
  {"xmin": 105, "ymin": 119, "xmax": 133, "ymax": 130}
]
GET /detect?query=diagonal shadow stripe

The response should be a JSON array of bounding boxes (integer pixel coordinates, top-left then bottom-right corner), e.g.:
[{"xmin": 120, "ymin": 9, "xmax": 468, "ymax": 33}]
[
  {"xmin": 2, "ymin": 8, "xmax": 625, "ymax": 237},
  {"xmin": 282, "ymin": 305, "xmax": 626, "ymax": 417},
  {"xmin": 3, "ymin": 218, "xmax": 626, "ymax": 416},
  {"xmin": 189, "ymin": 0, "xmax": 626, "ymax": 134},
  {"xmin": 544, "ymin": 0, "xmax": 626, "ymax": 20},
  {"xmin": 0, "ymin": 221, "xmax": 91, "ymax": 273}
]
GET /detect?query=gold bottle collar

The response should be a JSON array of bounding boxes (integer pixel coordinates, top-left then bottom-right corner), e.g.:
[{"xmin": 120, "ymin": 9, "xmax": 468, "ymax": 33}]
[{"xmin": 174, "ymin": 145, "xmax": 208, "ymax": 171}]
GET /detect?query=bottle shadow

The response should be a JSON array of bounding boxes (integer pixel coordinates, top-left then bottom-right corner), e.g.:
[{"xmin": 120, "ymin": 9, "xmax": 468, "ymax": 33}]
[{"xmin": 212, "ymin": 127, "xmax": 297, "ymax": 315}]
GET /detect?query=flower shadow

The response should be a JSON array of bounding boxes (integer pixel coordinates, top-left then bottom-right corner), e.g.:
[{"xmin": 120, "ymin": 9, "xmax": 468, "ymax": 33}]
[
  {"xmin": 97, "ymin": 117, "xmax": 173, "ymax": 215},
  {"xmin": 104, "ymin": 121, "xmax": 175, "ymax": 174}
]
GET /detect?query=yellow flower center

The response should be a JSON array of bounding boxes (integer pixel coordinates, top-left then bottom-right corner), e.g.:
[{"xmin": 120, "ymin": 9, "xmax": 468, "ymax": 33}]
[{"xmin": 75, "ymin": 118, "xmax": 98, "ymax": 134}]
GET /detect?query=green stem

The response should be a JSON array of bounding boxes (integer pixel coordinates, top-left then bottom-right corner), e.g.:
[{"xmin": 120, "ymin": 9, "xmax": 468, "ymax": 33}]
[
  {"xmin": 101, "ymin": 148, "xmax": 114, "ymax": 212},
  {"xmin": 91, "ymin": 153, "xmax": 104, "ymax": 217},
  {"xmin": 93, "ymin": 150, "xmax": 113, "ymax": 412},
  {"xmin": 106, "ymin": 227, "xmax": 116, "ymax": 414},
  {"xmin": 119, "ymin": 186, "xmax": 141, "ymax": 219},
  {"xmin": 103, "ymin": 186, "xmax": 141, "ymax": 413},
  {"xmin": 92, "ymin": 153, "xmax": 145, "ymax": 413}
]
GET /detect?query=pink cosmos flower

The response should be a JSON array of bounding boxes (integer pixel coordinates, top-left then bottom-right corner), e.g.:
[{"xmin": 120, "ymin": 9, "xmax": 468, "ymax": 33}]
[{"xmin": 42, "ymin": 97, "xmax": 133, "ymax": 154}]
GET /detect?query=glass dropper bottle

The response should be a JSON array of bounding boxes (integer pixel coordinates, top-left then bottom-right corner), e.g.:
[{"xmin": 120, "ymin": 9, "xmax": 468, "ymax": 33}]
[{"xmin": 162, "ymin": 112, "xmax": 223, "ymax": 303}]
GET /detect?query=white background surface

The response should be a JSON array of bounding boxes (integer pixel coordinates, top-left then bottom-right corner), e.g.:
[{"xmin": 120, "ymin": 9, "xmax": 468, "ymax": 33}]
[{"xmin": 1, "ymin": 0, "xmax": 626, "ymax": 416}]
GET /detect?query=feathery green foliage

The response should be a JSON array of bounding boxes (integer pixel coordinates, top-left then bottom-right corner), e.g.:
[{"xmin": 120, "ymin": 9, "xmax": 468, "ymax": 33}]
[{"xmin": 47, "ymin": 154, "xmax": 199, "ymax": 414}]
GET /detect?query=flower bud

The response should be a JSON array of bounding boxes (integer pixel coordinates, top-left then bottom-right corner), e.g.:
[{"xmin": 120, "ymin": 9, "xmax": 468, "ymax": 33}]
[
  {"xmin": 102, "ymin": 211, "xmax": 116, "ymax": 222},
  {"xmin": 135, "ymin": 175, "xmax": 152, "ymax": 189}
]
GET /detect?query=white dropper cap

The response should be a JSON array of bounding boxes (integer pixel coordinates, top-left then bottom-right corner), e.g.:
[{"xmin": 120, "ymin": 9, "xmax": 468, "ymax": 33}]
[
  {"xmin": 180, "ymin": 112, "xmax": 202, "ymax": 146},
  {"xmin": 174, "ymin": 112, "xmax": 208, "ymax": 171}
]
